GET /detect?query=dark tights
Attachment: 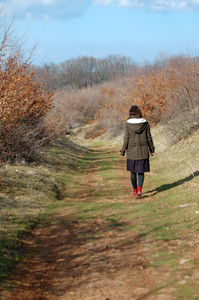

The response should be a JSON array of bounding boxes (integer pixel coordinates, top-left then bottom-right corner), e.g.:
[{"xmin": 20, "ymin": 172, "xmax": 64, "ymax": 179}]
[{"xmin": 130, "ymin": 172, "xmax": 144, "ymax": 189}]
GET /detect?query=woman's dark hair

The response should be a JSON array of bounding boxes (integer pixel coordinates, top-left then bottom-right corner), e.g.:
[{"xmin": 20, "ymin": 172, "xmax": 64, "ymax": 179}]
[{"xmin": 129, "ymin": 105, "xmax": 142, "ymax": 117}]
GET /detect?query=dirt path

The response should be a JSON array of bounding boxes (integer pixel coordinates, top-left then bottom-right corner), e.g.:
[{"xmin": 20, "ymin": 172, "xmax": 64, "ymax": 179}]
[{"xmin": 3, "ymin": 150, "xmax": 174, "ymax": 300}]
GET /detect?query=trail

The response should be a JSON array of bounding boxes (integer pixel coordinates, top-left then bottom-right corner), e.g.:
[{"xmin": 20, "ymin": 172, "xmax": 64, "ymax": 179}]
[{"xmin": 3, "ymin": 149, "xmax": 174, "ymax": 300}]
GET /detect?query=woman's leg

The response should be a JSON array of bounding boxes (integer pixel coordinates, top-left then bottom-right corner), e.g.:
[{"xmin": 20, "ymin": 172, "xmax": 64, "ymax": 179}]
[
  {"xmin": 131, "ymin": 172, "xmax": 138, "ymax": 197},
  {"xmin": 137, "ymin": 173, "xmax": 144, "ymax": 198},
  {"xmin": 138, "ymin": 173, "xmax": 144, "ymax": 187},
  {"xmin": 130, "ymin": 172, "xmax": 137, "ymax": 189}
]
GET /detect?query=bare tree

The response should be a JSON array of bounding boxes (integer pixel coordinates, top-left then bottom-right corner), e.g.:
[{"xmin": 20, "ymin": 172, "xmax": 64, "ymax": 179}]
[{"xmin": 31, "ymin": 55, "xmax": 136, "ymax": 91}]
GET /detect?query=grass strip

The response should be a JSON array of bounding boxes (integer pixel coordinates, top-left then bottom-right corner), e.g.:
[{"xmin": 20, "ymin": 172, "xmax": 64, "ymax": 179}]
[{"xmin": 0, "ymin": 138, "xmax": 88, "ymax": 290}]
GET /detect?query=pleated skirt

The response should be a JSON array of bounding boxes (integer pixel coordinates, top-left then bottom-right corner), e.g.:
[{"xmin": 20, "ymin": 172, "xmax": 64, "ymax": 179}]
[{"xmin": 127, "ymin": 159, "xmax": 150, "ymax": 173}]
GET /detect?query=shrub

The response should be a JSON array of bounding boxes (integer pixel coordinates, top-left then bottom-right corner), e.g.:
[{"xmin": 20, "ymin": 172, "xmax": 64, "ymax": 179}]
[
  {"xmin": 0, "ymin": 18, "xmax": 54, "ymax": 161},
  {"xmin": 49, "ymin": 87, "xmax": 98, "ymax": 133}
]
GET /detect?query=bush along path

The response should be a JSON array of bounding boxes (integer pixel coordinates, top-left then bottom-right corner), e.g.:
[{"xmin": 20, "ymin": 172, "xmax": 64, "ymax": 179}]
[{"xmin": 1, "ymin": 137, "xmax": 199, "ymax": 300}]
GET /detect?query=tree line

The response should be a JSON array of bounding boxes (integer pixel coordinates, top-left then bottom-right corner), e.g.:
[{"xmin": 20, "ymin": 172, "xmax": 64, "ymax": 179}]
[{"xmin": 30, "ymin": 55, "xmax": 136, "ymax": 90}]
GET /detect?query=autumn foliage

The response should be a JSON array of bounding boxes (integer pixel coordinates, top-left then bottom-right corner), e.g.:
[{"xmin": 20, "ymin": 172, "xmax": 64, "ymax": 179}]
[
  {"xmin": 0, "ymin": 57, "xmax": 53, "ymax": 124},
  {"xmin": 94, "ymin": 55, "xmax": 199, "ymax": 137},
  {"xmin": 38, "ymin": 53, "xmax": 199, "ymax": 140},
  {"xmin": 0, "ymin": 23, "xmax": 54, "ymax": 161}
]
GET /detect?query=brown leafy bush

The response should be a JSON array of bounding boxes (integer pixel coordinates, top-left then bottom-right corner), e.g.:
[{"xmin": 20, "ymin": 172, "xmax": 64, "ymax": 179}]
[
  {"xmin": 49, "ymin": 87, "xmax": 98, "ymax": 134},
  {"xmin": 84, "ymin": 123, "xmax": 105, "ymax": 139},
  {"xmin": 0, "ymin": 54, "xmax": 54, "ymax": 161},
  {"xmin": 94, "ymin": 78, "xmax": 132, "ymax": 136},
  {"xmin": 95, "ymin": 55, "xmax": 199, "ymax": 137}
]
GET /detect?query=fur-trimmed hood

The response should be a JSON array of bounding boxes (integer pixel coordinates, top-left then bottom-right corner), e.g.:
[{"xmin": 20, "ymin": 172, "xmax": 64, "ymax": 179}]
[{"xmin": 127, "ymin": 117, "xmax": 147, "ymax": 134}]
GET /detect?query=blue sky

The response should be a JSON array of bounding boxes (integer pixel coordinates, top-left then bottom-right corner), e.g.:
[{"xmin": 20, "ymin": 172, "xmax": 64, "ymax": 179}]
[{"xmin": 2, "ymin": 0, "xmax": 199, "ymax": 65}]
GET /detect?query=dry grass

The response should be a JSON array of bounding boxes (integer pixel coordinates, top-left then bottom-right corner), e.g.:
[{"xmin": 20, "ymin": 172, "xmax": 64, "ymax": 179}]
[
  {"xmin": 1, "ymin": 118, "xmax": 199, "ymax": 298},
  {"xmin": 0, "ymin": 137, "xmax": 88, "ymax": 288}
]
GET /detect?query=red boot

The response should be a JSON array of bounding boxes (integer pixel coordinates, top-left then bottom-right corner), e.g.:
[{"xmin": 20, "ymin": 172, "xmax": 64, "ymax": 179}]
[
  {"xmin": 134, "ymin": 188, "xmax": 137, "ymax": 198},
  {"xmin": 137, "ymin": 186, "xmax": 142, "ymax": 198}
]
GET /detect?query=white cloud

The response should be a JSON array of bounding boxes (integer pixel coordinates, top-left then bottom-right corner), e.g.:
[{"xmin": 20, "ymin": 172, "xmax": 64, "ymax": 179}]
[
  {"xmin": 1, "ymin": 0, "xmax": 199, "ymax": 20},
  {"xmin": 94, "ymin": 0, "xmax": 199, "ymax": 11},
  {"xmin": 0, "ymin": 0, "xmax": 93, "ymax": 19}
]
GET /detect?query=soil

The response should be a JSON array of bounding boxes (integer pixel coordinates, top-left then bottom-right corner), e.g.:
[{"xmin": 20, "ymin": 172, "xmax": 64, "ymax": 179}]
[{"xmin": 2, "ymin": 153, "xmax": 177, "ymax": 300}]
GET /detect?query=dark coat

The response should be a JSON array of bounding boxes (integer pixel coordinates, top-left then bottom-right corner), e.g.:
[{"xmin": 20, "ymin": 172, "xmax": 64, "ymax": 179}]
[{"xmin": 120, "ymin": 115, "xmax": 155, "ymax": 160}]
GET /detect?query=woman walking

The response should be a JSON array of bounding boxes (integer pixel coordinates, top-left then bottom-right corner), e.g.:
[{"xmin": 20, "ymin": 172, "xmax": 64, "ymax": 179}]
[{"xmin": 120, "ymin": 106, "xmax": 155, "ymax": 198}]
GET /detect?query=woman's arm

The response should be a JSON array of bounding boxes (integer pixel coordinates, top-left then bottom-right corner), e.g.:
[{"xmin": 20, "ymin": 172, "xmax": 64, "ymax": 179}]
[
  {"xmin": 146, "ymin": 123, "xmax": 155, "ymax": 154},
  {"xmin": 120, "ymin": 124, "xmax": 129, "ymax": 156}
]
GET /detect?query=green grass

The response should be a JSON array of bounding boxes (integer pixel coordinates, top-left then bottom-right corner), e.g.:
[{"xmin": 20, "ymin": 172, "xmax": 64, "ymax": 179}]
[
  {"xmin": 68, "ymin": 127, "xmax": 199, "ymax": 298},
  {"xmin": 0, "ymin": 137, "xmax": 88, "ymax": 289},
  {"xmin": 1, "ymin": 125, "xmax": 199, "ymax": 298}
]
